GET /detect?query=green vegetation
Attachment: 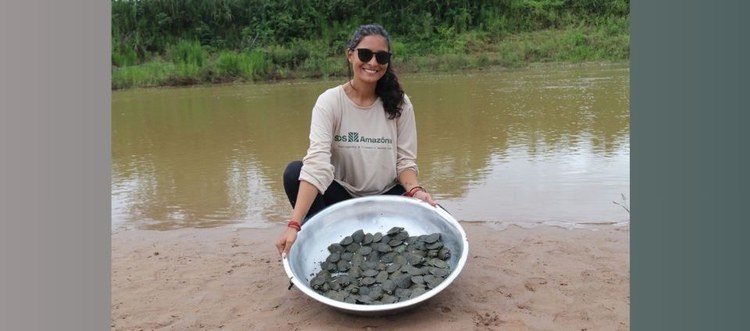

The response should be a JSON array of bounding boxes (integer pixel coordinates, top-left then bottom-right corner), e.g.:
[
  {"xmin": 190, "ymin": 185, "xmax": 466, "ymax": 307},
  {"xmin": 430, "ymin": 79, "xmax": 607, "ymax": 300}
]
[{"xmin": 112, "ymin": 0, "xmax": 629, "ymax": 89}]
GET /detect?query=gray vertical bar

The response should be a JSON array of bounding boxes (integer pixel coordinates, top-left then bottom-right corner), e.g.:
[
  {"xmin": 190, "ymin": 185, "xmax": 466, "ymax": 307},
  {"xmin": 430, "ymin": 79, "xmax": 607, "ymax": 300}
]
[
  {"xmin": 0, "ymin": 1, "xmax": 111, "ymax": 330},
  {"xmin": 632, "ymin": 0, "xmax": 749, "ymax": 329}
]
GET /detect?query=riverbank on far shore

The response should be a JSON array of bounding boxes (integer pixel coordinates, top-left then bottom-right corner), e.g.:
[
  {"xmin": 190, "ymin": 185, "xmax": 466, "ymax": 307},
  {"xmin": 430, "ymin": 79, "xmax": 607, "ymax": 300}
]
[{"xmin": 112, "ymin": 23, "xmax": 629, "ymax": 90}]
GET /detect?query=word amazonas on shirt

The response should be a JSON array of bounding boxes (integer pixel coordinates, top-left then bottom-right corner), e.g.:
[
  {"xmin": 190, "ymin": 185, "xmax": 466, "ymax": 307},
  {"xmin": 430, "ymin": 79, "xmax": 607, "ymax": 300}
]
[{"xmin": 334, "ymin": 131, "xmax": 393, "ymax": 144}]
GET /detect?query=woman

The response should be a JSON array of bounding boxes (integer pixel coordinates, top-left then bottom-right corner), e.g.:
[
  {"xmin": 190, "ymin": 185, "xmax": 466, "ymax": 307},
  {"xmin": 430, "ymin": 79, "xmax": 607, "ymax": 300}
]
[{"xmin": 275, "ymin": 24, "xmax": 436, "ymax": 257}]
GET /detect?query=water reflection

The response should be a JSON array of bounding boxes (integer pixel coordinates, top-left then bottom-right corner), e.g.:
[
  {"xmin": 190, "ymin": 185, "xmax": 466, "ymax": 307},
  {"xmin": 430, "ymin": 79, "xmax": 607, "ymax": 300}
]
[{"xmin": 112, "ymin": 63, "xmax": 629, "ymax": 230}]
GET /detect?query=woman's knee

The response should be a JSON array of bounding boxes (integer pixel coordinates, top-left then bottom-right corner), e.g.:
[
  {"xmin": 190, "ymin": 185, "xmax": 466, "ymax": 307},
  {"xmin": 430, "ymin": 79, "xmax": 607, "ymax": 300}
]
[{"xmin": 283, "ymin": 161, "xmax": 303, "ymax": 183}]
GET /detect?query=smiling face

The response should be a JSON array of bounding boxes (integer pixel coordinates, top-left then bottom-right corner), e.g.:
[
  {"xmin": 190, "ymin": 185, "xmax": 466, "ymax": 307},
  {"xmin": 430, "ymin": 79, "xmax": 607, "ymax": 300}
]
[{"xmin": 348, "ymin": 35, "xmax": 390, "ymax": 86}]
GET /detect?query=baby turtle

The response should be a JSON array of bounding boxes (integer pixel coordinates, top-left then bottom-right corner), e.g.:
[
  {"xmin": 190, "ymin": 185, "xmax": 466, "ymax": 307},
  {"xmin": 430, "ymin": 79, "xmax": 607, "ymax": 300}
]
[
  {"xmin": 387, "ymin": 227, "xmax": 404, "ymax": 235},
  {"xmin": 423, "ymin": 233, "xmax": 440, "ymax": 244},
  {"xmin": 340, "ymin": 236, "xmax": 353, "ymax": 246},
  {"xmin": 326, "ymin": 252, "xmax": 341, "ymax": 263},
  {"xmin": 328, "ymin": 243, "xmax": 344, "ymax": 253},
  {"xmin": 363, "ymin": 233, "xmax": 374, "ymax": 245},
  {"xmin": 351, "ymin": 229, "xmax": 365, "ymax": 243}
]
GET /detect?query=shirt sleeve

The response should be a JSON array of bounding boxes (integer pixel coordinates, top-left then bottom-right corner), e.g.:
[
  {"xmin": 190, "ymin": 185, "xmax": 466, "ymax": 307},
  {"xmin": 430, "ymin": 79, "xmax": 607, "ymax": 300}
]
[
  {"xmin": 299, "ymin": 92, "xmax": 336, "ymax": 193},
  {"xmin": 396, "ymin": 95, "xmax": 419, "ymax": 176}
]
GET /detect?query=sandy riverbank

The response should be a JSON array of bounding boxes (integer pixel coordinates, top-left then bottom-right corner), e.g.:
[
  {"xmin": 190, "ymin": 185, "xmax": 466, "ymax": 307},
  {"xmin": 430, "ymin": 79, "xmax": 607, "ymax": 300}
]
[{"xmin": 112, "ymin": 222, "xmax": 629, "ymax": 331}]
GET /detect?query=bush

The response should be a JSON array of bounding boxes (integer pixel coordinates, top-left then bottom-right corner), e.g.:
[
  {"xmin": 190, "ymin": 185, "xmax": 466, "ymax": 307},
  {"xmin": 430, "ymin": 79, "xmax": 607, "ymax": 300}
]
[
  {"xmin": 112, "ymin": 48, "xmax": 139, "ymax": 67},
  {"xmin": 167, "ymin": 40, "xmax": 207, "ymax": 67},
  {"xmin": 215, "ymin": 51, "xmax": 249, "ymax": 78}
]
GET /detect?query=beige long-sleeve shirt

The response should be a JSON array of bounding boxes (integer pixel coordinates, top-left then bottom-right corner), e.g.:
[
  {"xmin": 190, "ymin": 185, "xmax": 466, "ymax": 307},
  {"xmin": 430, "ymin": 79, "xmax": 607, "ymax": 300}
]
[{"xmin": 299, "ymin": 85, "xmax": 418, "ymax": 197}]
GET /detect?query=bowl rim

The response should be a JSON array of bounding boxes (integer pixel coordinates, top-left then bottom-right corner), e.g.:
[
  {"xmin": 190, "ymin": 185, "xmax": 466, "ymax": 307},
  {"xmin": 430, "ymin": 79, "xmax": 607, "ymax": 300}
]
[{"xmin": 282, "ymin": 195, "xmax": 470, "ymax": 313}]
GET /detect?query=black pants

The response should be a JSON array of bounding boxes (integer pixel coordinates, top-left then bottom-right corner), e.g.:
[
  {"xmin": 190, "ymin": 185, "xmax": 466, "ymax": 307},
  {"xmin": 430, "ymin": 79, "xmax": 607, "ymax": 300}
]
[{"xmin": 283, "ymin": 161, "xmax": 406, "ymax": 223}]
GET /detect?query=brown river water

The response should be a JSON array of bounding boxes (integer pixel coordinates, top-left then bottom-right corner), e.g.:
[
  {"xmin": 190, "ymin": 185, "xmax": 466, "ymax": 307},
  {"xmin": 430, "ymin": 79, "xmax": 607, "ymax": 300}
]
[{"xmin": 112, "ymin": 62, "xmax": 629, "ymax": 231}]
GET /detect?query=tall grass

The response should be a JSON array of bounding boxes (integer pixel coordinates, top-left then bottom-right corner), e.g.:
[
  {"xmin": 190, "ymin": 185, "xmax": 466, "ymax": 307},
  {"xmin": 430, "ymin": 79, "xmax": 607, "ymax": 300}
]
[
  {"xmin": 214, "ymin": 50, "xmax": 270, "ymax": 81},
  {"xmin": 166, "ymin": 40, "xmax": 207, "ymax": 81},
  {"xmin": 112, "ymin": 60, "xmax": 176, "ymax": 89}
]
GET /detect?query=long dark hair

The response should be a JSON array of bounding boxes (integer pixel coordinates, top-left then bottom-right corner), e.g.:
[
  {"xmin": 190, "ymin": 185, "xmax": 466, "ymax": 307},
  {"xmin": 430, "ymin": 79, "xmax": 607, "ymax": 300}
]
[{"xmin": 346, "ymin": 24, "xmax": 405, "ymax": 119}]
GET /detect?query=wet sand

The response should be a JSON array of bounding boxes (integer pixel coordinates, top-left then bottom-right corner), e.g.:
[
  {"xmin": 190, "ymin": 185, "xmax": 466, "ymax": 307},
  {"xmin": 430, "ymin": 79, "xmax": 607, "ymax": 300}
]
[{"xmin": 111, "ymin": 222, "xmax": 629, "ymax": 330}]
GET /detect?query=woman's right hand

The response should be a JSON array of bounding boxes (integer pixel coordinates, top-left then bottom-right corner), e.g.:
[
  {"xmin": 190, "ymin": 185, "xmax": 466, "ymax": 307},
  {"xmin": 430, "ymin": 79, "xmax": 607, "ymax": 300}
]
[{"xmin": 275, "ymin": 227, "xmax": 299, "ymax": 258}]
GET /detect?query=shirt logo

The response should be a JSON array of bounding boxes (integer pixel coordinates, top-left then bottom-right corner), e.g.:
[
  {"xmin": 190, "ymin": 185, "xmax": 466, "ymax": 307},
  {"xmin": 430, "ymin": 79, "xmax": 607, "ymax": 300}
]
[{"xmin": 334, "ymin": 131, "xmax": 393, "ymax": 144}]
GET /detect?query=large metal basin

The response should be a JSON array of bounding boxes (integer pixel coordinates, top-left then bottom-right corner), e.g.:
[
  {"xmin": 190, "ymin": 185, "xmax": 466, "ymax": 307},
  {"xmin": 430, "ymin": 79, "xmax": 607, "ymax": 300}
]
[{"xmin": 282, "ymin": 195, "xmax": 469, "ymax": 316}]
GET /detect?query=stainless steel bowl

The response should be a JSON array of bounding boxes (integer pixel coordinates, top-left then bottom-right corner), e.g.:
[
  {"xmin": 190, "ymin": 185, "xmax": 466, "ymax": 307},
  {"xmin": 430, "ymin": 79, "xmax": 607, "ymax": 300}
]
[{"xmin": 282, "ymin": 195, "xmax": 469, "ymax": 316}]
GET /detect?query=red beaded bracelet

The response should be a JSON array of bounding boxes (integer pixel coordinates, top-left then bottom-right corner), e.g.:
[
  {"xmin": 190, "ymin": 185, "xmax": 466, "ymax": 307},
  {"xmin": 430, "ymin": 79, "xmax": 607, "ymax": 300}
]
[
  {"xmin": 405, "ymin": 186, "xmax": 426, "ymax": 197},
  {"xmin": 287, "ymin": 220, "xmax": 301, "ymax": 231}
]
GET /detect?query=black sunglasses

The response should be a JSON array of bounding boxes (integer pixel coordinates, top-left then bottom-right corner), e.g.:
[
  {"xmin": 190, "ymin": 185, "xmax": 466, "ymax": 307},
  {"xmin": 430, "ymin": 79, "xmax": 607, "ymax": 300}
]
[{"xmin": 354, "ymin": 48, "xmax": 392, "ymax": 65}]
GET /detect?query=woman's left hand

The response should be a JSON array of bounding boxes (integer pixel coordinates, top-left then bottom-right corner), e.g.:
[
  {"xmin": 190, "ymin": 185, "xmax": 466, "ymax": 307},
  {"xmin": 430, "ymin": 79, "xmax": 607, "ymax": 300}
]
[{"xmin": 412, "ymin": 190, "xmax": 437, "ymax": 206}]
